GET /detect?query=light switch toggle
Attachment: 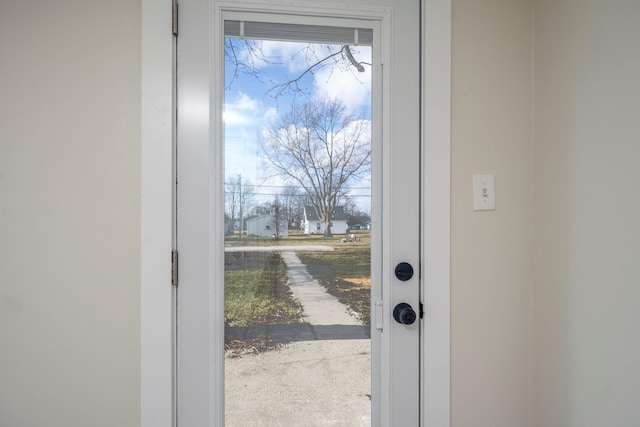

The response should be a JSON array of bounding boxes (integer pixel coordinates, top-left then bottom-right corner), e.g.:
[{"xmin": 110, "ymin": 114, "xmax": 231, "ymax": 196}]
[{"xmin": 473, "ymin": 174, "xmax": 496, "ymax": 211}]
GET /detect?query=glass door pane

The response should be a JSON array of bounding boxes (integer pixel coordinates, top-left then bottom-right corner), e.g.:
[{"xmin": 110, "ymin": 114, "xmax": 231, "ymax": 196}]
[{"xmin": 223, "ymin": 30, "xmax": 373, "ymax": 426}]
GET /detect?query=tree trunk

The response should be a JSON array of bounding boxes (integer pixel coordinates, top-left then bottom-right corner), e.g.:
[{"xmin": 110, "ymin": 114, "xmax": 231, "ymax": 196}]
[{"xmin": 324, "ymin": 221, "xmax": 332, "ymax": 237}]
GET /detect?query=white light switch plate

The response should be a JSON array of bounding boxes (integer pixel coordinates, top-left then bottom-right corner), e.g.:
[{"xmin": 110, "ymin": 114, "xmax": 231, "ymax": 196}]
[{"xmin": 473, "ymin": 174, "xmax": 495, "ymax": 211}]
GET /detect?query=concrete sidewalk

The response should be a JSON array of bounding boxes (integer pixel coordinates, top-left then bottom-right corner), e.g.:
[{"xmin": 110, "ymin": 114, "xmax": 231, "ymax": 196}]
[{"xmin": 280, "ymin": 251, "xmax": 369, "ymax": 334}]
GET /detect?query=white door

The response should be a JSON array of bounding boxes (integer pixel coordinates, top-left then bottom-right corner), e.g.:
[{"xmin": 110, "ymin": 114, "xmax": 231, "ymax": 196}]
[{"xmin": 176, "ymin": 0, "xmax": 433, "ymax": 425}]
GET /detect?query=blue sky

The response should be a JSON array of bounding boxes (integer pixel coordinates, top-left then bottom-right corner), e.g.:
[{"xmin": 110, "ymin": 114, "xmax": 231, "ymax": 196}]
[{"xmin": 223, "ymin": 39, "xmax": 373, "ymax": 212}]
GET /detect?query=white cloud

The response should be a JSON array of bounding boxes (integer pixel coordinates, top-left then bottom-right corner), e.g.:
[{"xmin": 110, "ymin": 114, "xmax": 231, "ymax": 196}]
[
  {"xmin": 223, "ymin": 92, "xmax": 261, "ymax": 125},
  {"xmin": 237, "ymin": 40, "xmax": 312, "ymax": 73},
  {"xmin": 260, "ymin": 40, "xmax": 312, "ymax": 73},
  {"xmin": 235, "ymin": 92, "xmax": 259, "ymax": 111},
  {"xmin": 314, "ymin": 46, "xmax": 372, "ymax": 113},
  {"xmin": 262, "ymin": 107, "xmax": 278, "ymax": 122}
]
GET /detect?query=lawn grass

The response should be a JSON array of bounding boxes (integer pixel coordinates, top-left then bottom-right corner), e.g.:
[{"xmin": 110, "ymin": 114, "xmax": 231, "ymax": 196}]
[{"xmin": 225, "ymin": 251, "xmax": 303, "ymax": 328}]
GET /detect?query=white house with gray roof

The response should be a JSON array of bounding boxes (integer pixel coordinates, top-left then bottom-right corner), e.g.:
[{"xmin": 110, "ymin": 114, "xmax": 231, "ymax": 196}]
[
  {"xmin": 302, "ymin": 206, "xmax": 348, "ymax": 235},
  {"xmin": 246, "ymin": 213, "xmax": 289, "ymax": 238}
]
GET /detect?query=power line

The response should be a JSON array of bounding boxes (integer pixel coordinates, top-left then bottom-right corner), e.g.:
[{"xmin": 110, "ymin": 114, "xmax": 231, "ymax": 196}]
[
  {"xmin": 224, "ymin": 183, "xmax": 371, "ymax": 190},
  {"xmin": 224, "ymin": 192, "xmax": 371, "ymax": 199}
]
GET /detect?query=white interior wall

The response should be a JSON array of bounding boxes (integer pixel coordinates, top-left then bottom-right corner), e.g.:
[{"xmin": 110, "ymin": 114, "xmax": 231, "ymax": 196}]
[
  {"xmin": 532, "ymin": 1, "xmax": 640, "ymax": 425},
  {"xmin": 451, "ymin": 0, "xmax": 533, "ymax": 425},
  {"xmin": 0, "ymin": 1, "xmax": 141, "ymax": 426},
  {"xmin": 3, "ymin": 0, "xmax": 640, "ymax": 426}
]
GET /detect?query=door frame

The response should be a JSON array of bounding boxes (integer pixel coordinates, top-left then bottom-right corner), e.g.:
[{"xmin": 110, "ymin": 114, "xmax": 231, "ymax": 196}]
[{"xmin": 140, "ymin": 0, "xmax": 450, "ymax": 426}]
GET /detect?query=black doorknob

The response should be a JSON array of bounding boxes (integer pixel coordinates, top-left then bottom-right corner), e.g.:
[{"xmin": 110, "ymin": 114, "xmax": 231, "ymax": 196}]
[{"xmin": 393, "ymin": 303, "xmax": 417, "ymax": 325}]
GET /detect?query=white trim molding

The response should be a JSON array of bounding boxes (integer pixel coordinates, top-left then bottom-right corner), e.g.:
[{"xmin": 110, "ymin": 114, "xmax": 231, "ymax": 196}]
[
  {"xmin": 141, "ymin": 0, "xmax": 174, "ymax": 426},
  {"xmin": 421, "ymin": 0, "xmax": 451, "ymax": 425}
]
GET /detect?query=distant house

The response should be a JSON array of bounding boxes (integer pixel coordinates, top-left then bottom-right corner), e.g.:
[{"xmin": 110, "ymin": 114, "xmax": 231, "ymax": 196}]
[
  {"xmin": 350, "ymin": 223, "xmax": 371, "ymax": 231},
  {"xmin": 302, "ymin": 205, "xmax": 348, "ymax": 235},
  {"xmin": 246, "ymin": 213, "xmax": 289, "ymax": 237}
]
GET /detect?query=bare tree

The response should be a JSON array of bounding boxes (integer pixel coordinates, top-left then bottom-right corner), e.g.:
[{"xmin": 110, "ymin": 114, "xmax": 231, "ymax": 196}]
[
  {"xmin": 346, "ymin": 208, "xmax": 371, "ymax": 231},
  {"xmin": 341, "ymin": 195, "xmax": 359, "ymax": 218},
  {"xmin": 253, "ymin": 201, "xmax": 273, "ymax": 216},
  {"xmin": 262, "ymin": 99, "xmax": 371, "ymax": 237},
  {"xmin": 251, "ymin": 198, "xmax": 286, "ymax": 238},
  {"xmin": 225, "ymin": 174, "xmax": 255, "ymax": 234},
  {"xmin": 272, "ymin": 197, "xmax": 283, "ymax": 238},
  {"xmin": 279, "ymin": 186, "xmax": 309, "ymax": 229}
]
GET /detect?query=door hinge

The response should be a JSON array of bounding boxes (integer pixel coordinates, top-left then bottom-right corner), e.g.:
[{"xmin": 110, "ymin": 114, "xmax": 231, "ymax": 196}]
[
  {"xmin": 171, "ymin": 250, "xmax": 179, "ymax": 286},
  {"xmin": 419, "ymin": 301, "xmax": 424, "ymax": 319},
  {"xmin": 172, "ymin": 0, "xmax": 178, "ymax": 36}
]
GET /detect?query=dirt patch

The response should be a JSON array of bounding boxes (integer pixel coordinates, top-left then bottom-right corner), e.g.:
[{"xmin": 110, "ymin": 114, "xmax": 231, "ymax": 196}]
[{"xmin": 225, "ymin": 337, "xmax": 288, "ymax": 355}]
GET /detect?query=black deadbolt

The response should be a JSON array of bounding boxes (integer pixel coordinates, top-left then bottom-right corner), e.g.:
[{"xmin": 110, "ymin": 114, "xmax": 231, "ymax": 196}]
[
  {"xmin": 393, "ymin": 303, "xmax": 417, "ymax": 325},
  {"xmin": 395, "ymin": 262, "xmax": 414, "ymax": 281}
]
